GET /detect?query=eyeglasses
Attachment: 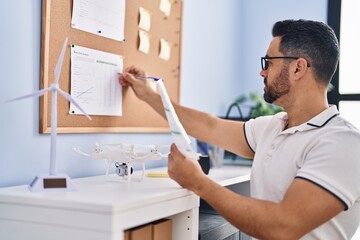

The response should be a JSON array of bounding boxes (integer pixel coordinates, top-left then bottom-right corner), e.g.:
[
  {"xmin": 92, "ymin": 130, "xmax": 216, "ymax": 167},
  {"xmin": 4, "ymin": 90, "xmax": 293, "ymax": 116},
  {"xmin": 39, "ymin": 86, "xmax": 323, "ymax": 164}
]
[{"xmin": 261, "ymin": 56, "xmax": 310, "ymax": 70}]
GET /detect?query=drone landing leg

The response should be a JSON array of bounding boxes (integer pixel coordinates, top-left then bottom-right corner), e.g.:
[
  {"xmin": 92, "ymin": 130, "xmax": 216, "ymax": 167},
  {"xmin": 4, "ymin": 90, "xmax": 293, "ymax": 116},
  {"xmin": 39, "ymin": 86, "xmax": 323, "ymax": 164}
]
[
  {"xmin": 106, "ymin": 160, "xmax": 112, "ymax": 176},
  {"xmin": 127, "ymin": 164, "xmax": 132, "ymax": 182},
  {"xmin": 141, "ymin": 162, "xmax": 145, "ymax": 181}
]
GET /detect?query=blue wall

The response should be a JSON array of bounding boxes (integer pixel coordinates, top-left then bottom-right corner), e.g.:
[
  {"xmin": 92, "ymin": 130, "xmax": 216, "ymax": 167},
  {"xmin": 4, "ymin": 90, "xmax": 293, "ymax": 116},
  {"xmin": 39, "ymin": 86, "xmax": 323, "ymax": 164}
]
[{"xmin": 0, "ymin": 0, "xmax": 327, "ymax": 187}]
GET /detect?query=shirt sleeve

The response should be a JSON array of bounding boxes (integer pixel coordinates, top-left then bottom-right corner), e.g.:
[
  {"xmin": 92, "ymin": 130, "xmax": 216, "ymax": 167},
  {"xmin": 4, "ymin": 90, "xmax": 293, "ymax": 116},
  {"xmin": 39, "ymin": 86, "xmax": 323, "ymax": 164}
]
[
  {"xmin": 244, "ymin": 115, "xmax": 274, "ymax": 153},
  {"xmin": 296, "ymin": 129, "xmax": 360, "ymax": 210}
]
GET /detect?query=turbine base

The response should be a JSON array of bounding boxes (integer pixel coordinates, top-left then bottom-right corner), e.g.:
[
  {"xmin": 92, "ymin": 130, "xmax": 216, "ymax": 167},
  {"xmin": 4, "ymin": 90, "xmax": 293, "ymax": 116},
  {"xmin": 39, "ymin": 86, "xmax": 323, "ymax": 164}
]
[{"xmin": 29, "ymin": 173, "xmax": 76, "ymax": 192}]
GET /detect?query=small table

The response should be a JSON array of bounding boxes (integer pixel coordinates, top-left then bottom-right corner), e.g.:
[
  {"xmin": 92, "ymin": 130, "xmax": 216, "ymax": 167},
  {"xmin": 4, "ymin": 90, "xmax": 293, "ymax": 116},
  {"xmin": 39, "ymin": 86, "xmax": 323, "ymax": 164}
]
[{"xmin": 0, "ymin": 165, "xmax": 251, "ymax": 240}]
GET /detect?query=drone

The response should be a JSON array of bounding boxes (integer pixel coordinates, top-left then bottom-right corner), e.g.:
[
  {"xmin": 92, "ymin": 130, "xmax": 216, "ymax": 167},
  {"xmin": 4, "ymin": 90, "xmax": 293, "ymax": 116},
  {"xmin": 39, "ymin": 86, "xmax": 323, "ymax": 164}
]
[{"xmin": 73, "ymin": 143, "xmax": 170, "ymax": 181}]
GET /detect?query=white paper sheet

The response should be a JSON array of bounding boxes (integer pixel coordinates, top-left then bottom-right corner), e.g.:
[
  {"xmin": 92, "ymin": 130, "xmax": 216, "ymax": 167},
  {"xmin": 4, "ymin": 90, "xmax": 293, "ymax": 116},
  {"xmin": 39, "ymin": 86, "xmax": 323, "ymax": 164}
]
[
  {"xmin": 71, "ymin": 0, "xmax": 126, "ymax": 41},
  {"xmin": 70, "ymin": 45, "xmax": 123, "ymax": 116},
  {"xmin": 156, "ymin": 79, "xmax": 199, "ymax": 160}
]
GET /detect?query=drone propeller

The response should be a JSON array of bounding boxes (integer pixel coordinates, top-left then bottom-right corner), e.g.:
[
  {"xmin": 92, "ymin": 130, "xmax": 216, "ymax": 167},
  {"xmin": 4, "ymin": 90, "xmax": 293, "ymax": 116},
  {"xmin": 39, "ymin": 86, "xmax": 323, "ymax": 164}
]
[
  {"xmin": 107, "ymin": 143, "xmax": 170, "ymax": 149},
  {"xmin": 72, "ymin": 147, "xmax": 91, "ymax": 157},
  {"xmin": 152, "ymin": 144, "xmax": 171, "ymax": 149}
]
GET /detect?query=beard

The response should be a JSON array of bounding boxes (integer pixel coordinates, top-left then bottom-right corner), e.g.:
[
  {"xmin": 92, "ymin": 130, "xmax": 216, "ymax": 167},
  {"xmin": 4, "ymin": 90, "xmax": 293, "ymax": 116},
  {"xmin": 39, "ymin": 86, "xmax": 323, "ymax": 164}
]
[{"xmin": 263, "ymin": 65, "xmax": 291, "ymax": 104}]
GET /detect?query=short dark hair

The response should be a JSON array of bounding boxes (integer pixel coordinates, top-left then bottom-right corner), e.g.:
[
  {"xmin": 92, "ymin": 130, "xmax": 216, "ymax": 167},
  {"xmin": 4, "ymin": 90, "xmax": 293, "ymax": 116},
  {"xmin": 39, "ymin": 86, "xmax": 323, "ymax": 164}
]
[{"xmin": 272, "ymin": 19, "xmax": 339, "ymax": 85}]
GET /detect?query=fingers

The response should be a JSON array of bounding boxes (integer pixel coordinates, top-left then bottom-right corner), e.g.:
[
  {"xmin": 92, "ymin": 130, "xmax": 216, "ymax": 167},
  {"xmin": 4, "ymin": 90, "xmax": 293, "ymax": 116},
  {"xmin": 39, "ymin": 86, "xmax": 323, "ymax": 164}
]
[
  {"xmin": 119, "ymin": 66, "xmax": 146, "ymax": 86},
  {"xmin": 119, "ymin": 72, "xmax": 136, "ymax": 86},
  {"xmin": 168, "ymin": 144, "xmax": 181, "ymax": 178},
  {"xmin": 167, "ymin": 149, "xmax": 175, "ymax": 179},
  {"xmin": 168, "ymin": 144, "xmax": 176, "ymax": 168},
  {"xmin": 126, "ymin": 65, "xmax": 146, "ymax": 77},
  {"xmin": 170, "ymin": 143, "xmax": 177, "ymax": 154},
  {"xmin": 119, "ymin": 74, "xmax": 130, "ymax": 86},
  {"xmin": 170, "ymin": 143, "xmax": 185, "ymax": 160},
  {"xmin": 168, "ymin": 143, "xmax": 188, "ymax": 178}
]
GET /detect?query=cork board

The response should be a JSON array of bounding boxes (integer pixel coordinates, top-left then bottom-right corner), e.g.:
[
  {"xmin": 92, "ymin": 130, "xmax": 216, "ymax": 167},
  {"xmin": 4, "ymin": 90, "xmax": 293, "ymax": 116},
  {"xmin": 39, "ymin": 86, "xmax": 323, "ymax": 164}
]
[{"xmin": 40, "ymin": 0, "xmax": 182, "ymax": 133}]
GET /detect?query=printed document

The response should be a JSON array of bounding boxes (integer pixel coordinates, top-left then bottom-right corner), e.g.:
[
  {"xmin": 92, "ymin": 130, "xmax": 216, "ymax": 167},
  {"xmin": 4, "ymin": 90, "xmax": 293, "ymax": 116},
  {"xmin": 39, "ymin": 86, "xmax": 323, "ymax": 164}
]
[
  {"xmin": 70, "ymin": 45, "xmax": 123, "ymax": 116},
  {"xmin": 71, "ymin": 0, "xmax": 126, "ymax": 41}
]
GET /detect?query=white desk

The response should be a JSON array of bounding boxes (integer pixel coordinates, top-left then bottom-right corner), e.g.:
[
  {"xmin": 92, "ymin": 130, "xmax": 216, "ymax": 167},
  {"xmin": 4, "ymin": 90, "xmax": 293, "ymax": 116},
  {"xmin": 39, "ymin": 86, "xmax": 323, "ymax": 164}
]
[{"xmin": 0, "ymin": 165, "xmax": 251, "ymax": 240}]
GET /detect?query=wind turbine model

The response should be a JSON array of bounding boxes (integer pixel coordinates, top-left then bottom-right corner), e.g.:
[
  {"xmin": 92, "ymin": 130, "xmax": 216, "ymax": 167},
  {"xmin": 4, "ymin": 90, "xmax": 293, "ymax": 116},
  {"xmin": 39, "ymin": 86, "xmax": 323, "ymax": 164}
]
[{"xmin": 6, "ymin": 38, "xmax": 91, "ymax": 192}]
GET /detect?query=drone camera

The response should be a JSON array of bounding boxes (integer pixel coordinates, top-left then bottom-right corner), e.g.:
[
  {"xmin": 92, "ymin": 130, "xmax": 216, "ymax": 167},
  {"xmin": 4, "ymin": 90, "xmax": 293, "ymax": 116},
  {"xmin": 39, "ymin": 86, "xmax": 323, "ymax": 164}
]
[{"xmin": 115, "ymin": 162, "xmax": 133, "ymax": 176}]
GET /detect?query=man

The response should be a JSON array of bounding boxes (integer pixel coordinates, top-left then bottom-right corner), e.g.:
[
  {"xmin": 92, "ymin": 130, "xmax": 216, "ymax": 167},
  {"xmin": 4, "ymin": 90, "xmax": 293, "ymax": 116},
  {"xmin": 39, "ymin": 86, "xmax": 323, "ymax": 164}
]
[{"xmin": 120, "ymin": 19, "xmax": 360, "ymax": 239}]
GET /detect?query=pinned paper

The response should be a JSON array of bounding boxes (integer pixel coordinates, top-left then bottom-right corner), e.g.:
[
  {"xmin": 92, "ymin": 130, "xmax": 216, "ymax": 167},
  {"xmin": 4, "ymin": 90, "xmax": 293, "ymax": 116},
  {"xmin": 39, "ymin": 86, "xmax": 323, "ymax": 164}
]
[
  {"xmin": 71, "ymin": 0, "xmax": 126, "ymax": 41},
  {"xmin": 159, "ymin": 0, "xmax": 172, "ymax": 16},
  {"xmin": 159, "ymin": 38, "xmax": 171, "ymax": 61},
  {"xmin": 139, "ymin": 7, "xmax": 152, "ymax": 31},
  {"xmin": 70, "ymin": 45, "xmax": 123, "ymax": 116},
  {"xmin": 138, "ymin": 30, "xmax": 151, "ymax": 54}
]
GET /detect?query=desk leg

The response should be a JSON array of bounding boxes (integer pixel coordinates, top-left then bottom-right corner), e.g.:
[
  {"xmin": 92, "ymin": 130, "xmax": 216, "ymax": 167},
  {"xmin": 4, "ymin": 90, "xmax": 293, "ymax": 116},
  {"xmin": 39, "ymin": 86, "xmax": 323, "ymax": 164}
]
[{"xmin": 169, "ymin": 207, "xmax": 199, "ymax": 240}]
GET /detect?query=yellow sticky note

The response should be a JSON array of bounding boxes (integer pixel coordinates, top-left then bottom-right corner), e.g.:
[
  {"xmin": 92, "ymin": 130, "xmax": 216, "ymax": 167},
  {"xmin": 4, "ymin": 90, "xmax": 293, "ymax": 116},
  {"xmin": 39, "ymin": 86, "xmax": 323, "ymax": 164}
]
[
  {"xmin": 159, "ymin": 38, "xmax": 171, "ymax": 61},
  {"xmin": 147, "ymin": 172, "xmax": 169, "ymax": 178},
  {"xmin": 138, "ymin": 29, "xmax": 151, "ymax": 54},
  {"xmin": 139, "ymin": 7, "xmax": 152, "ymax": 31},
  {"xmin": 159, "ymin": 0, "xmax": 172, "ymax": 16}
]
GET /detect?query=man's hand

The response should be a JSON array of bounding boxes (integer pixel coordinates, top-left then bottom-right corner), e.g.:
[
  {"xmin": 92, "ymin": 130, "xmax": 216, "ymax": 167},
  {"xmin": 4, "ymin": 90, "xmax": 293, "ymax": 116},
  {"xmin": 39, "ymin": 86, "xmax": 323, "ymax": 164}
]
[
  {"xmin": 119, "ymin": 66, "xmax": 155, "ymax": 101},
  {"xmin": 168, "ymin": 143, "xmax": 207, "ymax": 191}
]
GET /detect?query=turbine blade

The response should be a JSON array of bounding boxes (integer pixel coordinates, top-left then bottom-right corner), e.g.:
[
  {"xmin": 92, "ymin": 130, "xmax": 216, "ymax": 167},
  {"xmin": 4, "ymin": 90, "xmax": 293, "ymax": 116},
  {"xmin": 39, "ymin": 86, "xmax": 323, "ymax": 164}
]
[
  {"xmin": 54, "ymin": 38, "xmax": 68, "ymax": 84},
  {"xmin": 5, "ymin": 87, "xmax": 52, "ymax": 103},
  {"xmin": 57, "ymin": 88, "xmax": 92, "ymax": 120}
]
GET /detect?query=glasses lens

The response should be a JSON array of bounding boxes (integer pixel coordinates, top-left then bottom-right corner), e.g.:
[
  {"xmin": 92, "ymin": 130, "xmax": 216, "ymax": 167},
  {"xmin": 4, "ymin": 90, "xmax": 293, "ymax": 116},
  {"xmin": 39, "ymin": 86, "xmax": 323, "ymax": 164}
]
[{"xmin": 261, "ymin": 57, "xmax": 268, "ymax": 70}]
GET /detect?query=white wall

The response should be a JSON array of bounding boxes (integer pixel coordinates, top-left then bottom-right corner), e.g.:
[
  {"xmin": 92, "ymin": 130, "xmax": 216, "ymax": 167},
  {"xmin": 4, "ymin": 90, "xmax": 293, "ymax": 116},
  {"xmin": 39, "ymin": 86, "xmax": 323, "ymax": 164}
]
[
  {"xmin": 239, "ymin": 0, "xmax": 328, "ymax": 94},
  {"xmin": 0, "ymin": 0, "xmax": 327, "ymax": 187},
  {"xmin": 180, "ymin": 0, "xmax": 243, "ymax": 114}
]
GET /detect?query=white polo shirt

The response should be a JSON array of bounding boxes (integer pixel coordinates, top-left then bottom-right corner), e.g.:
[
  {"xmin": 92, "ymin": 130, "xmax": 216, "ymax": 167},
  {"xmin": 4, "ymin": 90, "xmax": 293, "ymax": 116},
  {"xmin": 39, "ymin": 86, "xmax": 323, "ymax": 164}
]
[{"xmin": 244, "ymin": 105, "xmax": 360, "ymax": 239}]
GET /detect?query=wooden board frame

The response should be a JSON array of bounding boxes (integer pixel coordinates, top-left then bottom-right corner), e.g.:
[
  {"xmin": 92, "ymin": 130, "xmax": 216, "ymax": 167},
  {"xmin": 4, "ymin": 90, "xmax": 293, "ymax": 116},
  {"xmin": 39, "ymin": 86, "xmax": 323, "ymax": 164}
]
[{"xmin": 40, "ymin": 0, "xmax": 183, "ymax": 133}]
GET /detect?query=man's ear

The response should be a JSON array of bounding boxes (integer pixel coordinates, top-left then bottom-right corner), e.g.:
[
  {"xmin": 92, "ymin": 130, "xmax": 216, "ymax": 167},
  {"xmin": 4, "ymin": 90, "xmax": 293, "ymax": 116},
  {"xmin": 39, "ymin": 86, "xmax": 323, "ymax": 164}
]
[{"xmin": 293, "ymin": 58, "xmax": 309, "ymax": 79}]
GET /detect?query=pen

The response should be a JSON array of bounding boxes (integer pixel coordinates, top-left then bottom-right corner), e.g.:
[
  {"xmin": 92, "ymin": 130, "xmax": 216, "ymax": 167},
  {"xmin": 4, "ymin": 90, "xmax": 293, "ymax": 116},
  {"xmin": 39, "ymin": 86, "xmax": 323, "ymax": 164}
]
[{"xmin": 118, "ymin": 73, "xmax": 160, "ymax": 81}]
